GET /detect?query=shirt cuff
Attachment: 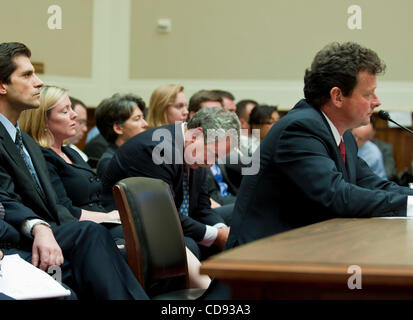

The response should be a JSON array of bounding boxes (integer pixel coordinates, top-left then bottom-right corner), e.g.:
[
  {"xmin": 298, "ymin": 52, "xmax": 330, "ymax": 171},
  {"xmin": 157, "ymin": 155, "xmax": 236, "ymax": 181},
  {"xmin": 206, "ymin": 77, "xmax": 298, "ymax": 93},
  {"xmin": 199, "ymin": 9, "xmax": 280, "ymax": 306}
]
[
  {"xmin": 198, "ymin": 225, "xmax": 218, "ymax": 247},
  {"xmin": 407, "ymin": 196, "xmax": 413, "ymax": 217},
  {"xmin": 21, "ymin": 219, "xmax": 51, "ymax": 239}
]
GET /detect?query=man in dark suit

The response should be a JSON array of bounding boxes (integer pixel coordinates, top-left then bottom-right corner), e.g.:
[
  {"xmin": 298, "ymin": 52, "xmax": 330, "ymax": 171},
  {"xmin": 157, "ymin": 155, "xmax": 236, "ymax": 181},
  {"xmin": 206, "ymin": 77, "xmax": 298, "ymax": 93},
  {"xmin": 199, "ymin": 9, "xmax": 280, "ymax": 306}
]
[
  {"xmin": 226, "ymin": 42, "xmax": 413, "ymax": 250},
  {"xmin": 0, "ymin": 42, "xmax": 148, "ymax": 299},
  {"xmin": 204, "ymin": 42, "xmax": 413, "ymax": 300},
  {"xmin": 101, "ymin": 107, "xmax": 240, "ymax": 259}
]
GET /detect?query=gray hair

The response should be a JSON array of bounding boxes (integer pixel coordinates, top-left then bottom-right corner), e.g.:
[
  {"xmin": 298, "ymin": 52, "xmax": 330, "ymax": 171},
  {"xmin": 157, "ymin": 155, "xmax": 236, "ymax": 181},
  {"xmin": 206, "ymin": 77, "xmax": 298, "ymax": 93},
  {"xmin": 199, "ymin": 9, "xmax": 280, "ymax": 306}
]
[{"xmin": 187, "ymin": 107, "xmax": 240, "ymax": 145}]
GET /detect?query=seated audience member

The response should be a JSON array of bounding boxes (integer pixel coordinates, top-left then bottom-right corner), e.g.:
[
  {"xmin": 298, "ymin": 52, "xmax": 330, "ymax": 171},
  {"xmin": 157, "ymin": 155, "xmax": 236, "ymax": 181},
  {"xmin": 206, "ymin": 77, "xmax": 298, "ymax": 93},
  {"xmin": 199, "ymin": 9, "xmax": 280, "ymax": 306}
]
[
  {"xmin": 101, "ymin": 107, "xmax": 240, "ymax": 260},
  {"xmin": 247, "ymin": 104, "xmax": 280, "ymax": 156},
  {"xmin": 146, "ymin": 84, "xmax": 188, "ymax": 129},
  {"xmin": 64, "ymin": 96, "xmax": 89, "ymax": 162},
  {"xmin": 0, "ymin": 41, "xmax": 148, "ymax": 299},
  {"xmin": 369, "ymin": 116, "xmax": 399, "ymax": 182},
  {"xmin": 218, "ymin": 99, "xmax": 259, "ymax": 191},
  {"xmin": 236, "ymin": 99, "xmax": 258, "ymax": 155},
  {"xmin": 95, "ymin": 93, "xmax": 147, "ymax": 178},
  {"xmin": 146, "ymin": 85, "xmax": 231, "ymax": 215},
  {"xmin": 352, "ymin": 118, "xmax": 387, "ymax": 180},
  {"xmin": 187, "ymin": 90, "xmax": 235, "ymax": 209},
  {"xmin": 19, "ymin": 85, "xmax": 124, "ymax": 246},
  {"xmin": 211, "ymin": 90, "xmax": 236, "ymax": 113},
  {"xmin": 188, "ymin": 90, "xmax": 223, "ymax": 120}
]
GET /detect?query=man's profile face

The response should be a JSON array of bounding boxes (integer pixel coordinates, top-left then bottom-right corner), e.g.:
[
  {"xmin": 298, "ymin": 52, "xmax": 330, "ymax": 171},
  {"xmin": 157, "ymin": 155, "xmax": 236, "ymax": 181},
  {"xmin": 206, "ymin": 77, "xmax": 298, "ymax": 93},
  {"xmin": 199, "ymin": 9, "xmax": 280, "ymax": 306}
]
[
  {"xmin": 2, "ymin": 55, "xmax": 43, "ymax": 110},
  {"xmin": 184, "ymin": 129, "xmax": 233, "ymax": 169},
  {"xmin": 341, "ymin": 71, "xmax": 381, "ymax": 129},
  {"xmin": 68, "ymin": 104, "xmax": 88, "ymax": 145}
]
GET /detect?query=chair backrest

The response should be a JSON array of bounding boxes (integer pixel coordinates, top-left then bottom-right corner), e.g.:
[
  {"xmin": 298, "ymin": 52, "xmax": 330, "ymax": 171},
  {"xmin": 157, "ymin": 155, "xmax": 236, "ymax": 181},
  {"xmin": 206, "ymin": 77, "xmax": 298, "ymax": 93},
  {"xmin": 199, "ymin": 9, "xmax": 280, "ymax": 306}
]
[{"xmin": 112, "ymin": 177, "xmax": 189, "ymax": 291}]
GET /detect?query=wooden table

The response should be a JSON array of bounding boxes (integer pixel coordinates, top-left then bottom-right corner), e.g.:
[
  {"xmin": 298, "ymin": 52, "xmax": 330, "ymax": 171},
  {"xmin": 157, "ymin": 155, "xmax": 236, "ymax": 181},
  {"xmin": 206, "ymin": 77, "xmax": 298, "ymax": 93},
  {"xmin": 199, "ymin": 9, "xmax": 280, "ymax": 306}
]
[{"xmin": 201, "ymin": 218, "xmax": 413, "ymax": 299}]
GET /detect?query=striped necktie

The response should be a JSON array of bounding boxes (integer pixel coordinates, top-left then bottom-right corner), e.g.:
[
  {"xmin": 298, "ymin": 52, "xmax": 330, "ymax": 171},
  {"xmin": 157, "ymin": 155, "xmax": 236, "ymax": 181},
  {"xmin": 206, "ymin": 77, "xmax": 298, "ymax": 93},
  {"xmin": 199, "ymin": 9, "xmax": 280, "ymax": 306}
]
[
  {"xmin": 0, "ymin": 202, "xmax": 4, "ymax": 220},
  {"xmin": 178, "ymin": 169, "xmax": 190, "ymax": 216},
  {"xmin": 15, "ymin": 128, "xmax": 45, "ymax": 197}
]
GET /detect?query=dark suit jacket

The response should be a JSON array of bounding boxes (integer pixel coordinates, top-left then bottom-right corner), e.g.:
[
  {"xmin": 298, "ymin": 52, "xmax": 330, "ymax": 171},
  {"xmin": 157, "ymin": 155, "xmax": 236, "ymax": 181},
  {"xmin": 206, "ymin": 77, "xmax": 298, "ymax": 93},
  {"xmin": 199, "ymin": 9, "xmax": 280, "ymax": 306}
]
[
  {"xmin": 83, "ymin": 134, "xmax": 109, "ymax": 166},
  {"xmin": 227, "ymin": 99, "xmax": 413, "ymax": 249},
  {"xmin": 96, "ymin": 144, "xmax": 117, "ymax": 179},
  {"xmin": 0, "ymin": 123, "xmax": 76, "ymax": 229},
  {"xmin": 101, "ymin": 124, "xmax": 225, "ymax": 242},
  {"xmin": 41, "ymin": 146, "xmax": 107, "ymax": 216}
]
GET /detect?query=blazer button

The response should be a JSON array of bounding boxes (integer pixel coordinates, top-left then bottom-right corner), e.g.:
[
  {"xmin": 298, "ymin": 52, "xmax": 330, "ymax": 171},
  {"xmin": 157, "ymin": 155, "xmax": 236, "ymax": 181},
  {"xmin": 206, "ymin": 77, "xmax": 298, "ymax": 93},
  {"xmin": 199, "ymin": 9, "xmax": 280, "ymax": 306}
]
[{"xmin": 89, "ymin": 177, "xmax": 93, "ymax": 182}]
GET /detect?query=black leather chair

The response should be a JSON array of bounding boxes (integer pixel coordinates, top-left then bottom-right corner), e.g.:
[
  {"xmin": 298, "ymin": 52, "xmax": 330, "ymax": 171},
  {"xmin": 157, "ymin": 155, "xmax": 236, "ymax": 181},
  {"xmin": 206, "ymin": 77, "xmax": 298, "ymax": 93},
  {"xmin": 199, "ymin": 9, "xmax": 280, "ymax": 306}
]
[{"xmin": 112, "ymin": 177, "xmax": 205, "ymax": 300}]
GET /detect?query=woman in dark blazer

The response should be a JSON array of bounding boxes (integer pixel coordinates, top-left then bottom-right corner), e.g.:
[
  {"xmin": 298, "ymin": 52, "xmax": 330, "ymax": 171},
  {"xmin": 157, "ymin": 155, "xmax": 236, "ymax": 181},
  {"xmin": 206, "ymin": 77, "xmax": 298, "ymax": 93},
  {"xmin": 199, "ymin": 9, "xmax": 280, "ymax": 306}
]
[{"xmin": 19, "ymin": 86, "xmax": 123, "ymax": 245}]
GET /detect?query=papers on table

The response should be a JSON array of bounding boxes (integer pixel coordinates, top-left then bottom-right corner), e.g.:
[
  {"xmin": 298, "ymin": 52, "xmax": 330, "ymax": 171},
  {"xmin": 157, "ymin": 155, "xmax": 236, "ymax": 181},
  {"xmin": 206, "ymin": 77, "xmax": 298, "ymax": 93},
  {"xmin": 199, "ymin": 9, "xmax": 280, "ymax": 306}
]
[{"xmin": 0, "ymin": 254, "xmax": 70, "ymax": 300}]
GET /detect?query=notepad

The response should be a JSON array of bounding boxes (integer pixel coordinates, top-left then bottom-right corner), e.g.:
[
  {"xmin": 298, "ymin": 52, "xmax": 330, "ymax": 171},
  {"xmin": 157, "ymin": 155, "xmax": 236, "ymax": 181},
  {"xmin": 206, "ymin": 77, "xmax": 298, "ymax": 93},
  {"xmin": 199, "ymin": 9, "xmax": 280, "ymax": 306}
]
[{"xmin": 0, "ymin": 254, "xmax": 71, "ymax": 300}]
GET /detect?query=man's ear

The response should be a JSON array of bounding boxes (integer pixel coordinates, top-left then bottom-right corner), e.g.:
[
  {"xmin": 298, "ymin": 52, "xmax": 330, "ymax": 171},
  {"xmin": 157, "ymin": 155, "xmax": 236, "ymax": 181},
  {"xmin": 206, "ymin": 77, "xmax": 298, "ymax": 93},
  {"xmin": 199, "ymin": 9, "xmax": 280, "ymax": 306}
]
[
  {"xmin": 186, "ymin": 127, "xmax": 204, "ymax": 144},
  {"xmin": 0, "ymin": 82, "xmax": 8, "ymax": 95},
  {"xmin": 113, "ymin": 123, "xmax": 124, "ymax": 135},
  {"xmin": 330, "ymin": 87, "xmax": 343, "ymax": 107}
]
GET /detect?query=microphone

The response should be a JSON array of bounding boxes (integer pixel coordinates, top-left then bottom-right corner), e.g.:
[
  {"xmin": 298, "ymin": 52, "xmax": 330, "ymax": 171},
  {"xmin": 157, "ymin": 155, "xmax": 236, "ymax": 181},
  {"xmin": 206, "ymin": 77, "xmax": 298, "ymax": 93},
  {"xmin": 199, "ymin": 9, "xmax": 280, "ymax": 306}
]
[{"xmin": 378, "ymin": 110, "xmax": 413, "ymax": 135}]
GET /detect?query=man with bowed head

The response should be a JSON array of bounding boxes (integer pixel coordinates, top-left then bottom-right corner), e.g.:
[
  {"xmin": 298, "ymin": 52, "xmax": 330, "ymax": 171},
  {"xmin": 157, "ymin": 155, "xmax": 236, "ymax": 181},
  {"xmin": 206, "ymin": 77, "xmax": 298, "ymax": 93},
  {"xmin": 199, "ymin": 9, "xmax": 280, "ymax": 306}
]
[{"xmin": 101, "ymin": 107, "xmax": 240, "ymax": 260}]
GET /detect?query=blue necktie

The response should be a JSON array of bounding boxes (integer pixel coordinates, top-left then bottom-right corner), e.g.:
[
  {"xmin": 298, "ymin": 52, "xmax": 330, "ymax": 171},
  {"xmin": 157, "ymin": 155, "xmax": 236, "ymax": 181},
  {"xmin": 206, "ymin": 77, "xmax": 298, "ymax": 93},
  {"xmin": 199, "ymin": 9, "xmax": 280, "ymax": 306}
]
[
  {"xmin": 178, "ymin": 169, "xmax": 190, "ymax": 216},
  {"xmin": 15, "ymin": 128, "xmax": 45, "ymax": 197}
]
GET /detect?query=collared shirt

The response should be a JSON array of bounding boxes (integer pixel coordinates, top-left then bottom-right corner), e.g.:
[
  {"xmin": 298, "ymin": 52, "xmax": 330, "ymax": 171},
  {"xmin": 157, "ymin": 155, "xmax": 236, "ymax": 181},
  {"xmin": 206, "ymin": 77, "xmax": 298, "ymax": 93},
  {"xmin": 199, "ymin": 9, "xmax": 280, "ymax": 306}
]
[
  {"xmin": 0, "ymin": 113, "xmax": 50, "ymax": 238},
  {"xmin": 358, "ymin": 141, "xmax": 387, "ymax": 180},
  {"xmin": 181, "ymin": 122, "xmax": 226, "ymax": 246},
  {"xmin": 321, "ymin": 112, "xmax": 413, "ymax": 216}
]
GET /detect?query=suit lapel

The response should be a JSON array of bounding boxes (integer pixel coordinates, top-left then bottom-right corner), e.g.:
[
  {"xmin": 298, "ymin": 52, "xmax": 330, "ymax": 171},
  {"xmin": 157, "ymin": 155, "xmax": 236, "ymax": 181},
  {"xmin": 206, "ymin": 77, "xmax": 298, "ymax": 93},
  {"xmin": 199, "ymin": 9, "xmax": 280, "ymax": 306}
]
[
  {"xmin": 22, "ymin": 133, "xmax": 50, "ymax": 200},
  {"xmin": 0, "ymin": 124, "xmax": 30, "ymax": 175},
  {"xmin": 314, "ymin": 108, "xmax": 350, "ymax": 180}
]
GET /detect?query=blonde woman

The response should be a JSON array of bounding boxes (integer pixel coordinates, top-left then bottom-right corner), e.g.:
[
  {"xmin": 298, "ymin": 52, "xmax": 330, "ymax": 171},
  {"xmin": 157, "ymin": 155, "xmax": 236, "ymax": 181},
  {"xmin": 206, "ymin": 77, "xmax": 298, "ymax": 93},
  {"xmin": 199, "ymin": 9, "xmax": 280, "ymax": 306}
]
[
  {"xmin": 19, "ymin": 85, "xmax": 124, "ymax": 247},
  {"xmin": 146, "ymin": 84, "xmax": 188, "ymax": 128}
]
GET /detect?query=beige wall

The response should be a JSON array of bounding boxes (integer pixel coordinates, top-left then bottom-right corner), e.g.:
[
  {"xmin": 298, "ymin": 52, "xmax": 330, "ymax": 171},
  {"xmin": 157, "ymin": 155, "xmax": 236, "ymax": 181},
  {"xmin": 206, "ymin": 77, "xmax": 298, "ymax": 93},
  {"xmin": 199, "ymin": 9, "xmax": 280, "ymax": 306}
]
[
  {"xmin": 0, "ymin": 0, "xmax": 93, "ymax": 77},
  {"xmin": 1, "ymin": 0, "xmax": 413, "ymax": 110},
  {"xmin": 130, "ymin": 0, "xmax": 413, "ymax": 82}
]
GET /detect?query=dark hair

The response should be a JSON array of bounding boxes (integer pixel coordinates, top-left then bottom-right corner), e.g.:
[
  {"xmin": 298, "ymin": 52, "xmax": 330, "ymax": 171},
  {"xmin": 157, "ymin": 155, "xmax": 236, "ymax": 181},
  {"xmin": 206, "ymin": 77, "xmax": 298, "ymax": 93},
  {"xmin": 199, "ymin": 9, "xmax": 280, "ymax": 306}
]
[
  {"xmin": 249, "ymin": 105, "xmax": 278, "ymax": 130},
  {"xmin": 236, "ymin": 99, "xmax": 258, "ymax": 119},
  {"xmin": 304, "ymin": 42, "xmax": 386, "ymax": 108},
  {"xmin": 211, "ymin": 89, "xmax": 235, "ymax": 101},
  {"xmin": 0, "ymin": 42, "xmax": 31, "ymax": 83},
  {"xmin": 188, "ymin": 90, "xmax": 223, "ymax": 114},
  {"xmin": 95, "ymin": 93, "xmax": 146, "ymax": 144},
  {"xmin": 69, "ymin": 96, "xmax": 87, "ymax": 111}
]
